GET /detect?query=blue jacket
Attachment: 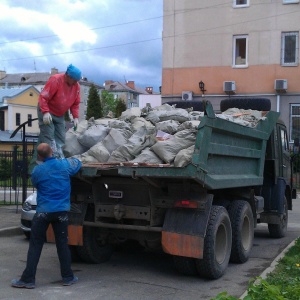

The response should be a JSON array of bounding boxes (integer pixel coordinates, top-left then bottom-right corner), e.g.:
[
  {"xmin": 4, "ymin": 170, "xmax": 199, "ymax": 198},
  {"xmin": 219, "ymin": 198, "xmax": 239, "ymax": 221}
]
[{"xmin": 31, "ymin": 157, "xmax": 82, "ymax": 213}]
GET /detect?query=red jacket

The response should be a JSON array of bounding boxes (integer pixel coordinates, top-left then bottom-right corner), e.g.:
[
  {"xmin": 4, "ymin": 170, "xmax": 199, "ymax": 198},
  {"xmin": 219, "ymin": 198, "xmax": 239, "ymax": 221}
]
[{"xmin": 38, "ymin": 73, "xmax": 80, "ymax": 118}]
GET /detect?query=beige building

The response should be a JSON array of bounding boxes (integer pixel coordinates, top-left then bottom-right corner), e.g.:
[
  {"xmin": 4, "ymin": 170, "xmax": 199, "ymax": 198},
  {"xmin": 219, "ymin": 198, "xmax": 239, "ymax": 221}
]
[
  {"xmin": 162, "ymin": 0, "xmax": 300, "ymax": 143},
  {"xmin": 0, "ymin": 85, "xmax": 39, "ymax": 133}
]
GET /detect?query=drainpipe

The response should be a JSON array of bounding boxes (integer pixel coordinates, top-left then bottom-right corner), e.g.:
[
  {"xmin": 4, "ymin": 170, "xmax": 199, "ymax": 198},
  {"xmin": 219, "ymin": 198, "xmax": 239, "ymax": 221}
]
[{"xmin": 276, "ymin": 94, "xmax": 280, "ymax": 113}]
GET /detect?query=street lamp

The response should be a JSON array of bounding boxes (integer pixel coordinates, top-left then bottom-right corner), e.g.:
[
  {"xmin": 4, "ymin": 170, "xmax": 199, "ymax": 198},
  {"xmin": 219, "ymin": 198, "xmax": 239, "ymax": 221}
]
[{"xmin": 199, "ymin": 81, "xmax": 206, "ymax": 95}]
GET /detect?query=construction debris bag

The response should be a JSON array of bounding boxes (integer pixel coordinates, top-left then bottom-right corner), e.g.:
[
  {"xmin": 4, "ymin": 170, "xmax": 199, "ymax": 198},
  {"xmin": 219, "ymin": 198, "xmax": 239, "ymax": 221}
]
[
  {"xmin": 155, "ymin": 120, "xmax": 180, "ymax": 134},
  {"xmin": 151, "ymin": 129, "xmax": 197, "ymax": 163},
  {"xmin": 77, "ymin": 124, "xmax": 109, "ymax": 148},
  {"xmin": 87, "ymin": 141, "xmax": 110, "ymax": 162},
  {"xmin": 63, "ymin": 130, "xmax": 89, "ymax": 157},
  {"xmin": 130, "ymin": 147, "xmax": 163, "ymax": 164},
  {"xmin": 174, "ymin": 145, "xmax": 195, "ymax": 167},
  {"xmin": 102, "ymin": 128, "xmax": 133, "ymax": 154},
  {"xmin": 108, "ymin": 130, "xmax": 157, "ymax": 162},
  {"xmin": 119, "ymin": 107, "xmax": 141, "ymax": 121}
]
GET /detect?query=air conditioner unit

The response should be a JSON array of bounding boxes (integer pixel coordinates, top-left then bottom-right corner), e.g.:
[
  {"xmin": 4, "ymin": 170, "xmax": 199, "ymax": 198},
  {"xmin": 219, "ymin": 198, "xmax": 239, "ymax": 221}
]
[
  {"xmin": 223, "ymin": 81, "xmax": 236, "ymax": 93},
  {"xmin": 182, "ymin": 91, "xmax": 193, "ymax": 101},
  {"xmin": 274, "ymin": 79, "xmax": 288, "ymax": 91}
]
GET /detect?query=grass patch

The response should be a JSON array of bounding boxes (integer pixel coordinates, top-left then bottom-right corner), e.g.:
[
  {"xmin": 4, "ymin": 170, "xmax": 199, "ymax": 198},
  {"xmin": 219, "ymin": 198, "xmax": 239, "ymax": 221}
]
[{"xmin": 211, "ymin": 237, "xmax": 300, "ymax": 300}]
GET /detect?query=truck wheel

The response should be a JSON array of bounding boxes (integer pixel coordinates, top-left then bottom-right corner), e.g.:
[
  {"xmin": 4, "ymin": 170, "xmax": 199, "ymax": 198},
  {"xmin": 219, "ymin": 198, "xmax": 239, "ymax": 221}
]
[
  {"xmin": 220, "ymin": 98, "xmax": 271, "ymax": 112},
  {"xmin": 69, "ymin": 245, "xmax": 81, "ymax": 262},
  {"xmin": 268, "ymin": 197, "xmax": 288, "ymax": 238},
  {"xmin": 195, "ymin": 206, "xmax": 232, "ymax": 279},
  {"xmin": 173, "ymin": 256, "xmax": 198, "ymax": 276},
  {"xmin": 76, "ymin": 226, "xmax": 114, "ymax": 264},
  {"xmin": 228, "ymin": 200, "xmax": 254, "ymax": 263}
]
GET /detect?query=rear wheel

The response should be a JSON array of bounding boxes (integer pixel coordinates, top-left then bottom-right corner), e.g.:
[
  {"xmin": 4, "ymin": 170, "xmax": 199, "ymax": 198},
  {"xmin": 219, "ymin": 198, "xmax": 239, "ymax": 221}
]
[
  {"xmin": 173, "ymin": 256, "xmax": 198, "ymax": 276},
  {"xmin": 268, "ymin": 197, "xmax": 288, "ymax": 238},
  {"xmin": 195, "ymin": 206, "xmax": 232, "ymax": 279},
  {"xmin": 76, "ymin": 226, "xmax": 114, "ymax": 264},
  {"xmin": 228, "ymin": 200, "xmax": 254, "ymax": 263}
]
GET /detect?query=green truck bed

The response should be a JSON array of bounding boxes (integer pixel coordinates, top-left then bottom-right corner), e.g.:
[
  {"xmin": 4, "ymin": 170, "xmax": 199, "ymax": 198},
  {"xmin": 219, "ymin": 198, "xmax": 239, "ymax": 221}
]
[{"xmin": 80, "ymin": 101, "xmax": 279, "ymax": 190}]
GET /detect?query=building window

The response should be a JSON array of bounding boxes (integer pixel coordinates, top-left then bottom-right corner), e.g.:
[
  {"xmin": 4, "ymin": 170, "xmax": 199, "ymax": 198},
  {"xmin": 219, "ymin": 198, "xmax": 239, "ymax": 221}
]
[
  {"xmin": 281, "ymin": 32, "xmax": 299, "ymax": 66},
  {"xmin": 290, "ymin": 104, "xmax": 300, "ymax": 143},
  {"xmin": 233, "ymin": 0, "xmax": 249, "ymax": 7},
  {"xmin": 28, "ymin": 114, "xmax": 32, "ymax": 127},
  {"xmin": 283, "ymin": 0, "xmax": 299, "ymax": 3},
  {"xmin": 233, "ymin": 35, "xmax": 248, "ymax": 67},
  {"xmin": 16, "ymin": 113, "xmax": 20, "ymax": 126}
]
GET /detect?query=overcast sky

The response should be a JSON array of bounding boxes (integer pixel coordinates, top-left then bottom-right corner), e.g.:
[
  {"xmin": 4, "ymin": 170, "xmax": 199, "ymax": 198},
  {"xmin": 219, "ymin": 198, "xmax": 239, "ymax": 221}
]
[{"xmin": 0, "ymin": 0, "xmax": 163, "ymax": 91}]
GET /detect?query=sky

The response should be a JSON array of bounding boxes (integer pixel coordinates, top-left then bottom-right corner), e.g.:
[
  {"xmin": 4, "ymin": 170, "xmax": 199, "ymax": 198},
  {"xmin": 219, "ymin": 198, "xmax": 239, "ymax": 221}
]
[{"xmin": 0, "ymin": 0, "xmax": 163, "ymax": 92}]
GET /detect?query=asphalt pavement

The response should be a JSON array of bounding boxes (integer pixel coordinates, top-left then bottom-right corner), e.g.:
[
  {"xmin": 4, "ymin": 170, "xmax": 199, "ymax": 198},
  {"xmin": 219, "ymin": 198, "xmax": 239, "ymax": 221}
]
[
  {"xmin": 0, "ymin": 200, "xmax": 299, "ymax": 299},
  {"xmin": 0, "ymin": 204, "xmax": 23, "ymax": 237}
]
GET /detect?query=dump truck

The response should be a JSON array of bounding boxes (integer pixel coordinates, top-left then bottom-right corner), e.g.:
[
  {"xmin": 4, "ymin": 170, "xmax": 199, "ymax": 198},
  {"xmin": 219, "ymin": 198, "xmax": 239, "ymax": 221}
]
[{"xmin": 48, "ymin": 99, "xmax": 296, "ymax": 279}]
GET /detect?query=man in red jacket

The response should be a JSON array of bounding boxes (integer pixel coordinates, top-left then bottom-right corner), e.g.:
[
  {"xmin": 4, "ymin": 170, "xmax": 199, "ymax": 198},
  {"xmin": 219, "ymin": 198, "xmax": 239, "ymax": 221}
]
[{"xmin": 37, "ymin": 64, "xmax": 81, "ymax": 158}]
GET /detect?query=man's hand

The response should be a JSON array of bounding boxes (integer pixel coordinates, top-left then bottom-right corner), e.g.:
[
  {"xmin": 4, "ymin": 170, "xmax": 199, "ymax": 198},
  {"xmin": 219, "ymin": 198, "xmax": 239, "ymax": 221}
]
[
  {"xmin": 73, "ymin": 118, "xmax": 79, "ymax": 131},
  {"xmin": 43, "ymin": 112, "xmax": 52, "ymax": 125}
]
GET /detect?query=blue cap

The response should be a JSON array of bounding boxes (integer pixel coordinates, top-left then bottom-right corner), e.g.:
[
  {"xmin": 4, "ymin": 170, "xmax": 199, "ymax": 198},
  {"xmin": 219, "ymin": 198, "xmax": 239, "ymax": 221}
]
[{"xmin": 66, "ymin": 64, "xmax": 81, "ymax": 81}]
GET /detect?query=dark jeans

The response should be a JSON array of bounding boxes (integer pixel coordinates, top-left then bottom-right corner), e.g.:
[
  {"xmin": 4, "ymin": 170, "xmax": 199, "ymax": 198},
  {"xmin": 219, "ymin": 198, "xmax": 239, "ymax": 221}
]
[{"xmin": 21, "ymin": 211, "xmax": 73, "ymax": 284}]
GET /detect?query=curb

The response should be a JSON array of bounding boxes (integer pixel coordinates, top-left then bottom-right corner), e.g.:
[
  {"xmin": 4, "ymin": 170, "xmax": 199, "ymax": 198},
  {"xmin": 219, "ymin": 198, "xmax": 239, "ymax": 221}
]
[
  {"xmin": 240, "ymin": 239, "xmax": 297, "ymax": 299},
  {"xmin": 0, "ymin": 226, "xmax": 23, "ymax": 237}
]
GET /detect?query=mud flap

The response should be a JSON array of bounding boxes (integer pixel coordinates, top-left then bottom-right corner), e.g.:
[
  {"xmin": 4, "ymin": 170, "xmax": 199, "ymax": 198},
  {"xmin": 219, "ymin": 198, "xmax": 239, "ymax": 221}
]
[
  {"xmin": 161, "ymin": 198, "xmax": 212, "ymax": 259},
  {"xmin": 46, "ymin": 224, "xmax": 83, "ymax": 246}
]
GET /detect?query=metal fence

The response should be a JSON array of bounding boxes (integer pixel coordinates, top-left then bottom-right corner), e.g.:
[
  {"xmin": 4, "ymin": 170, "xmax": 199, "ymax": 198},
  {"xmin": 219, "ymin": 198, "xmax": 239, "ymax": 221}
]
[
  {"xmin": 292, "ymin": 153, "xmax": 300, "ymax": 189},
  {"xmin": 0, "ymin": 149, "xmax": 34, "ymax": 205}
]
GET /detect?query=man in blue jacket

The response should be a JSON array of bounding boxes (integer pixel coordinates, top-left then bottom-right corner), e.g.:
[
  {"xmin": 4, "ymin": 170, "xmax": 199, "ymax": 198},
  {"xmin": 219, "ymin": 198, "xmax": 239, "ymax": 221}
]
[{"xmin": 11, "ymin": 143, "xmax": 82, "ymax": 289}]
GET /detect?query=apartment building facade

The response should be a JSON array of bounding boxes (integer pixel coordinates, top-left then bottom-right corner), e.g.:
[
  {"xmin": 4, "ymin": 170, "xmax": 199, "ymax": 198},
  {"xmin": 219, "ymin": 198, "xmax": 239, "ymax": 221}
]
[{"xmin": 162, "ymin": 0, "xmax": 300, "ymax": 144}]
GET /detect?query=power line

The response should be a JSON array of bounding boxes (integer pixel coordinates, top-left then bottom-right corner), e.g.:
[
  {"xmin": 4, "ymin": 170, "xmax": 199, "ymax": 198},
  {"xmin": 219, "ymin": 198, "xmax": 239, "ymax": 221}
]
[{"xmin": 1, "ymin": 38, "xmax": 160, "ymax": 62}]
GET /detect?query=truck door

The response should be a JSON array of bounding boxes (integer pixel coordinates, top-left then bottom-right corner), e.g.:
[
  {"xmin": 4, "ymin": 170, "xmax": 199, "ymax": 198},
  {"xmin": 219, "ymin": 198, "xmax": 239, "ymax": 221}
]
[{"xmin": 277, "ymin": 124, "xmax": 290, "ymax": 180}]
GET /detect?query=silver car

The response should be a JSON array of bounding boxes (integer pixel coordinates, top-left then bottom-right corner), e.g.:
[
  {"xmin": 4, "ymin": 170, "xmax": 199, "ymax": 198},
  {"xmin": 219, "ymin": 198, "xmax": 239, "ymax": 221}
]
[{"xmin": 21, "ymin": 192, "xmax": 37, "ymax": 238}]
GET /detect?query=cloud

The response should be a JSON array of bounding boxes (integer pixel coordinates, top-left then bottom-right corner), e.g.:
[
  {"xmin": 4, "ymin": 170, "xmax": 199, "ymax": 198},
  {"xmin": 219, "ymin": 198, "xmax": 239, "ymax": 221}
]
[{"xmin": 0, "ymin": 0, "xmax": 162, "ymax": 91}]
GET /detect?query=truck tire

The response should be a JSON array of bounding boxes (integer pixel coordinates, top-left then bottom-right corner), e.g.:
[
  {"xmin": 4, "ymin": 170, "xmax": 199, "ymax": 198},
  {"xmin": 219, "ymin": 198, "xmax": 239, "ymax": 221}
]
[
  {"xmin": 228, "ymin": 200, "xmax": 254, "ymax": 263},
  {"xmin": 195, "ymin": 206, "xmax": 232, "ymax": 279},
  {"xmin": 173, "ymin": 256, "xmax": 198, "ymax": 276},
  {"xmin": 268, "ymin": 197, "xmax": 288, "ymax": 238},
  {"xmin": 76, "ymin": 226, "xmax": 114, "ymax": 264},
  {"xmin": 69, "ymin": 245, "xmax": 81, "ymax": 262},
  {"xmin": 165, "ymin": 100, "xmax": 204, "ymax": 111},
  {"xmin": 220, "ymin": 98, "xmax": 271, "ymax": 112}
]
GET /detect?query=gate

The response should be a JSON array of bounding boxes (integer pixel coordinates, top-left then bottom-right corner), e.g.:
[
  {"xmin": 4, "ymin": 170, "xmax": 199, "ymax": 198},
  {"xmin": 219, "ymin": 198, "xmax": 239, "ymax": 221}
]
[
  {"xmin": 0, "ymin": 118, "xmax": 38, "ymax": 206},
  {"xmin": 0, "ymin": 149, "xmax": 34, "ymax": 205}
]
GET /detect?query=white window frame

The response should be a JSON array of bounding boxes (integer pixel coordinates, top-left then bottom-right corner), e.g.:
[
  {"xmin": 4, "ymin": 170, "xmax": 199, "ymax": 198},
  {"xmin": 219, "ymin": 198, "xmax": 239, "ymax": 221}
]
[
  {"xmin": 281, "ymin": 32, "xmax": 299, "ymax": 66},
  {"xmin": 233, "ymin": 0, "xmax": 250, "ymax": 8},
  {"xmin": 290, "ymin": 104, "xmax": 300, "ymax": 143},
  {"xmin": 233, "ymin": 35, "xmax": 248, "ymax": 68},
  {"xmin": 283, "ymin": 0, "xmax": 299, "ymax": 4}
]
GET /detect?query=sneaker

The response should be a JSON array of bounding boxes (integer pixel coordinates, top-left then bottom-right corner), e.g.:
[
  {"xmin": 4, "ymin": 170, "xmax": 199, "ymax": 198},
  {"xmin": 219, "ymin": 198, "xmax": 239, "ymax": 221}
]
[
  {"xmin": 11, "ymin": 279, "xmax": 35, "ymax": 289},
  {"xmin": 62, "ymin": 276, "xmax": 78, "ymax": 286}
]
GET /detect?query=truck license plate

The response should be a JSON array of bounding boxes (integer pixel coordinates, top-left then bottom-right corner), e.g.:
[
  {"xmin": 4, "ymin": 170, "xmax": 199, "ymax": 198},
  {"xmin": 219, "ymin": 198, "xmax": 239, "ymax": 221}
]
[{"xmin": 109, "ymin": 190, "xmax": 123, "ymax": 199}]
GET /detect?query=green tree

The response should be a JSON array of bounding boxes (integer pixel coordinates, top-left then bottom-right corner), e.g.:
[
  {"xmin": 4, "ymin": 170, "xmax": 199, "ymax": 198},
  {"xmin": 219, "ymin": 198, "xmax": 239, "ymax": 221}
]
[
  {"xmin": 115, "ymin": 98, "xmax": 127, "ymax": 118},
  {"xmin": 101, "ymin": 90, "xmax": 116, "ymax": 117},
  {"xmin": 86, "ymin": 84, "xmax": 102, "ymax": 120}
]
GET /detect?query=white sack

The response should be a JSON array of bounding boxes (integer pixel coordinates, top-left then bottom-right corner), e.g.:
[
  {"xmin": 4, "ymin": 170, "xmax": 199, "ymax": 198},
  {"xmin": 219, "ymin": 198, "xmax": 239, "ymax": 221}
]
[
  {"xmin": 131, "ymin": 147, "xmax": 163, "ymax": 164},
  {"xmin": 88, "ymin": 142, "xmax": 110, "ymax": 162},
  {"xmin": 63, "ymin": 130, "xmax": 89, "ymax": 157},
  {"xmin": 77, "ymin": 125, "xmax": 109, "ymax": 148},
  {"xmin": 151, "ymin": 129, "xmax": 197, "ymax": 163},
  {"xmin": 102, "ymin": 128, "xmax": 132, "ymax": 154},
  {"xmin": 174, "ymin": 145, "xmax": 195, "ymax": 167}
]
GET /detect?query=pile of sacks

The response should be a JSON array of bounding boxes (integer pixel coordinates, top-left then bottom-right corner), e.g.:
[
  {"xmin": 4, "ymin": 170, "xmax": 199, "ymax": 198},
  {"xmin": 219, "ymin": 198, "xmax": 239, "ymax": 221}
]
[{"xmin": 63, "ymin": 104, "xmax": 266, "ymax": 168}]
